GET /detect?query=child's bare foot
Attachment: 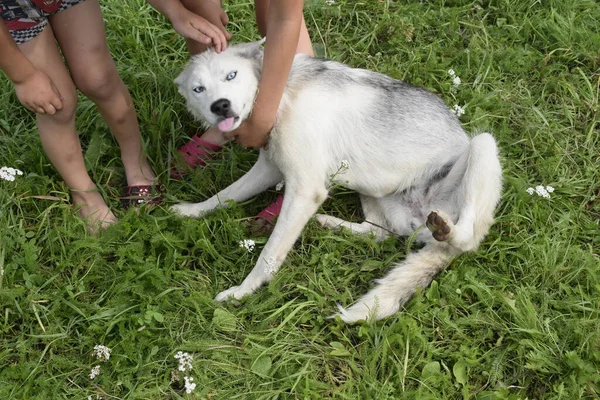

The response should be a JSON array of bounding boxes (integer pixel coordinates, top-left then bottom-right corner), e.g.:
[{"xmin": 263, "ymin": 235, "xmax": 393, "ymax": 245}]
[
  {"xmin": 71, "ymin": 189, "xmax": 117, "ymax": 234},
  {"xmin": 124, "ymin": 156, "xmax": 156, "ymax": 187}
]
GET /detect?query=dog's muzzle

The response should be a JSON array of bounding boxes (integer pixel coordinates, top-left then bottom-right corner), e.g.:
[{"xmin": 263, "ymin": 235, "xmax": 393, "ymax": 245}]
[{"xmin": 211, "ymin": 98, "xmax": 231, "ymax": 117}]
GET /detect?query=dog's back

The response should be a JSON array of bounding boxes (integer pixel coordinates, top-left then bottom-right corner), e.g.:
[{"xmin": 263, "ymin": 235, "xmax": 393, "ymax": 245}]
[{"xmin": 269, "ymin": 54, "xmax": 471, "ymax": 197}]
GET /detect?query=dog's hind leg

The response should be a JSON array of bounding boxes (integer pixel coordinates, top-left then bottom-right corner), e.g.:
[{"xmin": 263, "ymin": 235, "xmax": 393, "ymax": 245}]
[
  {"xmin": 426, "ymin": 133, "xmax": 502, "ymax": 252},
  {"xmin": 215, "ymin": 181, "xmax": 328, "ymax": 302},
  {"xmin": 316, "ymin": 195, "xmax": 390, "ymax": 241},
  {"xmin": 172, "ymin": 150, "xmax": 283, "ymax": 218},
  {"xmin": 335, "ymin": 243, "xmax": 460, "ymax": 324}
]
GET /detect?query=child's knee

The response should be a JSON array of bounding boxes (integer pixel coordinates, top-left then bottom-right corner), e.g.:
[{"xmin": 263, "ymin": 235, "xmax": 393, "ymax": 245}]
[
  {"xmin": 41, "ymin": 89, "xmax": 77, "ymax": 125},
  {"xmin": 74, "ymin": 66, "xmax": 119, "ymax": 102}
]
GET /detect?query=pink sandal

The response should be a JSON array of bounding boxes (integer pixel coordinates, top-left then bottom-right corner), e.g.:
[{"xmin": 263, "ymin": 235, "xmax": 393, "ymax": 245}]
[
  {"xmin": 247, "ymin": 194, "xmax": 284, "ymax": 234},
  {"xmin": 171, "ymin": 133, "xmax": 223, "ymax": 178}
]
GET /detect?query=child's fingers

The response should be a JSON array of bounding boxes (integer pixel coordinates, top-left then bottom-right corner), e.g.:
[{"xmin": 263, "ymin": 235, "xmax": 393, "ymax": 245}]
[
  {"xmin": 42, "ymin": 104, "xmax": 57, "ymax": 115},
  {"xmin": 50, "ymin": 84, "xmax": 64, "ymax": 111},
  {"xmin": 192, "ymin": 19, "xmax": 226, "ymax": 52},
  {"xmin": 220, "ymin": 10, "xmax": 229, "ymax": 27},
  {"xmin": 188, "ymin": 23, "xmax": 214, "ymax": 46},
  {"xmin": 51, "ymin": 97, "xmax": 63, "ymax": 111},
  {"xmin": 206, "ymin": 24, "xmax": 227, "ymax": 52},
  {"xmin": 50, "ymin": 95, "xmax": 63, "ymax": 111}
]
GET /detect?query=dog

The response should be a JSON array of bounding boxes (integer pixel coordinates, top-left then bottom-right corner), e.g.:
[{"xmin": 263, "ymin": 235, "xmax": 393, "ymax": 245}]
[{"xmin": 172, "ymin": 39, "xmax": 502, "ymax": 324}]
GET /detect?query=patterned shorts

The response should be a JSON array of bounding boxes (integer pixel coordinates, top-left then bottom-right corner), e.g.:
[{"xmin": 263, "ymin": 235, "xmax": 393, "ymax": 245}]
[{"xmin": 0, "ymin": 0, "xmax": 87, "ymax": 44}]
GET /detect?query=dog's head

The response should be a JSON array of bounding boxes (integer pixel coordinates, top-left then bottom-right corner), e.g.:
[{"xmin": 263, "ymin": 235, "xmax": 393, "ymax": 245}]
[{"xmin": 174, "ymin": 39, "xmax": 264, "ymax": 133}]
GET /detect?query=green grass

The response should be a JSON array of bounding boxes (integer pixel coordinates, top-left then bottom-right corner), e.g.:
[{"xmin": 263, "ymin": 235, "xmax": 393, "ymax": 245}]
[{"xmin": 1, "ymin": 0, "xmax": 599, "ymax": 398}]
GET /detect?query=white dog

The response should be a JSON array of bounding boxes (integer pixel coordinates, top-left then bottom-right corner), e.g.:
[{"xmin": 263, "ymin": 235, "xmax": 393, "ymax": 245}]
[{"xmin": 173, "ymin": 40, "xmax": 502, "ymax": 324}]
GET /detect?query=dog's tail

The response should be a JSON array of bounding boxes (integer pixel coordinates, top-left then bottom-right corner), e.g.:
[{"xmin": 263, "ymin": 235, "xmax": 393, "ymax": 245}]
[{"xmin": 335, "ymin": 243, "xmax": 458, "ymax": 324}]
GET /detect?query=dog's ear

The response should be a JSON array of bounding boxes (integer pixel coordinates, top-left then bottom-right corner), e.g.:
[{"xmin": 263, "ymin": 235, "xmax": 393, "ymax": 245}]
[
  {"xmin": 174, "ymin": 69, "xmax": 188, "ymax": 96},
  {"xmin": 235, "ymin": 37, "xmax": 266, "ymax": 61}
]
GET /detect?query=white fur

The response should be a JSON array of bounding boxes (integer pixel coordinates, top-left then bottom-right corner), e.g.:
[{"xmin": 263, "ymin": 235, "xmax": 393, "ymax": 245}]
[{"xmin": 173, "ymin": 41, "xmax": 503, "ymax": 324}]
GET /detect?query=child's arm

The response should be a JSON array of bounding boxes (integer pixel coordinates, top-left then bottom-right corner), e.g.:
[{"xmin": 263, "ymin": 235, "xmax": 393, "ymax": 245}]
[
  {"xmin": 0, "ymin": 22, "xmax": 63, "ymax": 114},
  {"xmin": 146, "ymin": 0, "xmax": 230, "ymax": 52},
  {"xmin": 225, "ymin": 0, "xmax": 305, "ymax": 148}
]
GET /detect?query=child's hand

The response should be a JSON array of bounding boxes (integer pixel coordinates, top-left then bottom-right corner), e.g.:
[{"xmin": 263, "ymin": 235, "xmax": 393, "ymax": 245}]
[
  {"xmin": 14, "ymin": 69, "xmax": 63, "ymax": 115},
  {"xmin": 170, "ymin": 6, "xmax": 230, "ymax": 53},
  {"xmin": 224, "ymin": 110, "xmax": 275, "ymax": 148}
]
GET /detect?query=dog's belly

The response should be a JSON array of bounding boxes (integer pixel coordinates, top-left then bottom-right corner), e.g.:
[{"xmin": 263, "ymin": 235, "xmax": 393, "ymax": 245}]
[{"xmin": 332, "ymin": 172, "xmax": 409, "ymax": 198}]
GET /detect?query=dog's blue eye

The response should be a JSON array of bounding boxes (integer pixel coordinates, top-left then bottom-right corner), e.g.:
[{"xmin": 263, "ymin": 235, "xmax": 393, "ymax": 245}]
[
  {"xmin": 226, "ymin": 71, "xmax": 237, "ymax": 81},
  {"xmin": 193, "ymin": 86, "xmax": 205, "ymax": 93}
]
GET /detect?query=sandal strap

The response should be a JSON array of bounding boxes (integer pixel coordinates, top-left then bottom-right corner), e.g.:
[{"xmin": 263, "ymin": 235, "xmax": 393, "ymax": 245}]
[
  {"xmin": 172, "ymin": 133, "xmax": 224, "ymax": 177},
  {"xmin": 121, "ymin": 184, "xmax": 163, "ymax": 208},
  {"xmin": 178, "ymin": 133, "xmax": 223, "ymax": 156},
  {"xmin": 255, "ymin": 194, "xmax": 284, "ymax": 224}
]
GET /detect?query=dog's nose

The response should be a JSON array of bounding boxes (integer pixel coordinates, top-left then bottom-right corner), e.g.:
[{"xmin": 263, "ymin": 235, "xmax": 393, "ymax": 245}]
[{"xmin": 210, "ymin": 99, "xmax": 231, "ymax": 117}]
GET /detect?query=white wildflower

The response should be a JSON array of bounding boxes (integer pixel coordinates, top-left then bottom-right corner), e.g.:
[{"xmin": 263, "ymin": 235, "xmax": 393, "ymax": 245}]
[
  {"xmin": 238, "ymin": 239, "xmax": 255, "ymax": 253},
  {"xmin": 264, "ymin": 257, "xmax": 276, "ymax": 275},
  {"xmin": 184, "ymin": 376, "xmax": 197, "ymax": 394},
  {"xmin": 89, "ymin": 365, "xmax": 101, "ymax": 379},
  {"xmin": 174, "ymin": 351, "xmax": 193, "ymax": 372},
  {"xmin": 276, "ymin": 181, "xmax": 285, "ymax": 191},
  {"xmin": 92, "ymin": 345, "xmax": 111, "ymax": 362},
  {"xmin": 451, "ymin": 104, "xmax": 466, "ymax": 116},
  {"xmin": 0, "ymin": 166, "xmax": 23, "ymax": 181},
  {"xmin": 526, "ymin": 185, "xmax": 555, "ymax": 198},
  {"xmin": 448, "ymin": 69, "xmax": 456, "ymax": 77},
  {"xmin": 340, "ymin": 159, "xmax": 350, "ymax": 169},
  {"xmin": 453, "ymin": 76, "xmax": 461, "ymax": 86},
  {"xmin": 325, "ymin": 0, "xmax": 335, "ymax": 4},
  {"xmin": 535, "ymin": 185, "xmax": 551, "ymax": 198}
]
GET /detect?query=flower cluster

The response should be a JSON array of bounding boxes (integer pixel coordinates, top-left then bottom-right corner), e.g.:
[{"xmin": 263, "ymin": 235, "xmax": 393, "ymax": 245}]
[
  {"xmin": 276, "ymin": 181, "xmax": 285, "ymax": 191},
  {"xmin": 174, "ymin": 351, "xmax": 196, "ymax": 395},
  {"xmin": 447, "ymin": 69, "xmax": 466, "ymax": 116},
  {"xmin": 239, "ymin": 239, "xmax": 256, "ymax": 253},
  {"xmin": 452, "ymin": 104, "xmax": 466, "ymax": 116},
  {"xmin": 175, "ymin": 351, "xmax": 193, "ymax": 372},
  {"xmin": 93, "ymin": 345, "xmax": 111, "ymax": 362},
  {"xmin": 89, "ymin": 365, "xmax": 101, "ymax": 379},
  {"xmin": 325, "ymin": 0, "xmax": 336, "ymax": 5},
  {"xmin": 0, "ymin": 166, "xmax": 23, "ymax": 182},
  {"xmin": 448, "ymin": 69, "xmax": 461, "ymax": 87},
  {"xmin": 89, "ymin": 344, "xmax": 111, "ymax": 381},
  {"xmin": 184, "ymin": 376, "xmax": 197, "ymax": 394},
  {"xmin": 526, "ymin": 185, "xmax": 555, "ymax": 199}
]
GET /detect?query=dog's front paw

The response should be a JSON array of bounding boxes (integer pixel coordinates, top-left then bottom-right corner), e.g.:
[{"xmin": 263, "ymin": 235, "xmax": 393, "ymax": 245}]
[
  {"xmin": 171, "ymin": 202, "xmax": 201, "ymax": 218},
  {"xmin": 214, "ymin": 285, "xmax": 255, "ymax": 303}
]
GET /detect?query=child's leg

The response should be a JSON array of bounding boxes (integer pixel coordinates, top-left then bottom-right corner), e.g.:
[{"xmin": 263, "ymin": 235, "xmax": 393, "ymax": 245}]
[
  {"xmin": 49, "ymin": 0, "xmax": 155, "ymax": 187},
  {"xmin": 17, "ymin": 25, "xmax": 117, "ymax": 229},
  {"xmin": 254, "ymin": 0, "xmax": 314, "ymax": 56}
]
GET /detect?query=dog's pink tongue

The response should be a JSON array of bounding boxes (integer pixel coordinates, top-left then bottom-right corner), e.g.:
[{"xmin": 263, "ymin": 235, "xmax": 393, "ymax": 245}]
[{"xmin": 217, "ymin": 117, "xmax": 235, "ymax": 132}]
